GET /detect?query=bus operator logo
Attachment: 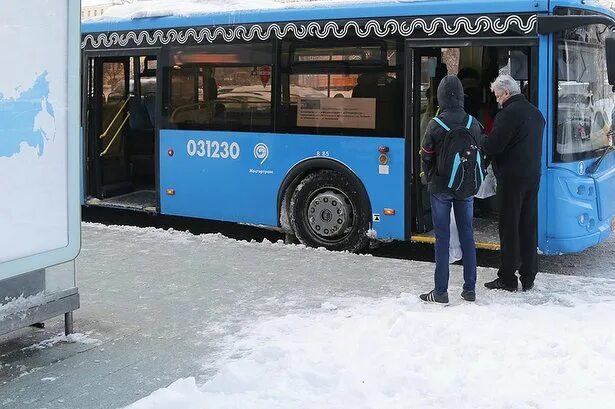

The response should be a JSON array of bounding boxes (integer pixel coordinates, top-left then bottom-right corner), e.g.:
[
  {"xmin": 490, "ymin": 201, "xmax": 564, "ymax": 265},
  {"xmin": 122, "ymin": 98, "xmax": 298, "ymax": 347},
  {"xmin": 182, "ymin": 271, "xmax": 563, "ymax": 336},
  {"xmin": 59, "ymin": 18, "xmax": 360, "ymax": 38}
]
[{"xmin": 254, "ymin": 143, "xmax": 269, "ymax": 164}]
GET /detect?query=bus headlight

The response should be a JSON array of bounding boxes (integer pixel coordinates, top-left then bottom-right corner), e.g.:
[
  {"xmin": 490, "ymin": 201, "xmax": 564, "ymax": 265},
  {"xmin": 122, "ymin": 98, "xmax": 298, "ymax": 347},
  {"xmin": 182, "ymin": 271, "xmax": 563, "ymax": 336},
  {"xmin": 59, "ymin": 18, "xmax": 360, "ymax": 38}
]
[
  {"xmin": 577, "ymin": 185, "xmax": 586, "ymax": 196},
  {"xmin": 578, "ymin": 213, "xmax": 588, "ymax": 225}
]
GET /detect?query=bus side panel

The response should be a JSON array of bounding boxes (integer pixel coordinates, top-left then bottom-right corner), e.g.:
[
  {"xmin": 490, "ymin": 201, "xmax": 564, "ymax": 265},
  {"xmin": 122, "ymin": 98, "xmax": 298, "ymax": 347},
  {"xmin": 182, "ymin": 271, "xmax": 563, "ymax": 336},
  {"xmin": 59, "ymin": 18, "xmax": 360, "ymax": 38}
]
[
  {"xmin": 159, "ymin": 130, "xmax": 405, "ymax": 239},
  {"xmin": 544, "ymin": 166, "xmax": 603, "ymax": 254}
]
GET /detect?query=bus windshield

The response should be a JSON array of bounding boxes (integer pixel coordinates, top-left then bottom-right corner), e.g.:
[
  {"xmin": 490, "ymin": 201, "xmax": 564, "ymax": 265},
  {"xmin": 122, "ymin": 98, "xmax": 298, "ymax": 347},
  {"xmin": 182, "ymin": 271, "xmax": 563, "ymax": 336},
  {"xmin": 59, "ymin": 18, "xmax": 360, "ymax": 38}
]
[{"xmin": 557, "ymin": 23, "xmax": 615, "ymax": 161}]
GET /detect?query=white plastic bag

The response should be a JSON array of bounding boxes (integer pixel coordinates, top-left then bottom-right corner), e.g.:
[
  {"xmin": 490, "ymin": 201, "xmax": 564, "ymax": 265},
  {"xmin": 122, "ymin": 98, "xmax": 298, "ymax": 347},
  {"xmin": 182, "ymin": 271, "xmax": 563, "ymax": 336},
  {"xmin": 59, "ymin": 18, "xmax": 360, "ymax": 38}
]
[
  {"xmin": 449, "ymin": 208, "xmax": 462, "ymax": 264},
  {"xmin": 475, "ymin": 164, "xmax": 497, "ymax": 199}
]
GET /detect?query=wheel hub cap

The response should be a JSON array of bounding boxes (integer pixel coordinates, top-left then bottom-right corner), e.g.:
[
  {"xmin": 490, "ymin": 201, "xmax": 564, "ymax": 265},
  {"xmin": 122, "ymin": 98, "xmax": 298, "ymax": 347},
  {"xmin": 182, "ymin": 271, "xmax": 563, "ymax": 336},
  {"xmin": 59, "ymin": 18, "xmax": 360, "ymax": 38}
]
[{"xmin": 307, "ymin": 191, "xmax": 351, "ymax": 237}]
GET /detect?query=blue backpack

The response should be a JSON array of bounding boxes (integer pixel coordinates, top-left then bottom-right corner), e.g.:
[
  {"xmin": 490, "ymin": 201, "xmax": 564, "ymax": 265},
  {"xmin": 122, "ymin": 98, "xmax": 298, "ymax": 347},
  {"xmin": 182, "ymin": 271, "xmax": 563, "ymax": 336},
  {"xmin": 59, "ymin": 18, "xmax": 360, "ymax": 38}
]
[{"xmin": 433, "ymin": 115, "xmax": 486, "ymax": 199}]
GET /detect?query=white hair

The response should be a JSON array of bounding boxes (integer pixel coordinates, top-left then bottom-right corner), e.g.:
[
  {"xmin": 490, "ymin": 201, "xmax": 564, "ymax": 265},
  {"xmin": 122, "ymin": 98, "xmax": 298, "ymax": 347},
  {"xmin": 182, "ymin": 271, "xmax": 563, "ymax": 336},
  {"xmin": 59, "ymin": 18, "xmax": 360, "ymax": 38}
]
[{"xmin": 490, "ymin": 74, "xmax": 521, "ymax": 96}]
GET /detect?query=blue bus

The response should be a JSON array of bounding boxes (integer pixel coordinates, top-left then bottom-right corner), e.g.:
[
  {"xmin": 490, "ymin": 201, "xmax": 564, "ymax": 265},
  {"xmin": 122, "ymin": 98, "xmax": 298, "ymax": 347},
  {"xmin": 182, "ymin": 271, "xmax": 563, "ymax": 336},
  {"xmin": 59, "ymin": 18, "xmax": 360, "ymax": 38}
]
[{"xmin": 81, "ymin": 0, "xmax": 615, "ymax": 255}]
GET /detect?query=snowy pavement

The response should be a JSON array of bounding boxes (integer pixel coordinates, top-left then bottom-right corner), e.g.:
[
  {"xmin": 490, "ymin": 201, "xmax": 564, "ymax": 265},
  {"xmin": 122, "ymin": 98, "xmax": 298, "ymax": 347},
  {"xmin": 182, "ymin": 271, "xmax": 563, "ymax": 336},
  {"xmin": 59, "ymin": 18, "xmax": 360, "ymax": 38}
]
[{"xmin": 1, "ymin": 223, "xmax": 615, "ymax": 408}]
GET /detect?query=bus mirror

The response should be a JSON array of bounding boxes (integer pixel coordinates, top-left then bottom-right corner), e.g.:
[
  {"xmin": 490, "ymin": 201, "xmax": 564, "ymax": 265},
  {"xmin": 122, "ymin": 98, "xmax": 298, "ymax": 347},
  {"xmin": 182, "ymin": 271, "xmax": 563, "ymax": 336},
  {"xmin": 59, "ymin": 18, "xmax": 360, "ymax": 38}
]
[{"xmin": 606, "ymin": 37, "xmax": 615, "ymax": 86}]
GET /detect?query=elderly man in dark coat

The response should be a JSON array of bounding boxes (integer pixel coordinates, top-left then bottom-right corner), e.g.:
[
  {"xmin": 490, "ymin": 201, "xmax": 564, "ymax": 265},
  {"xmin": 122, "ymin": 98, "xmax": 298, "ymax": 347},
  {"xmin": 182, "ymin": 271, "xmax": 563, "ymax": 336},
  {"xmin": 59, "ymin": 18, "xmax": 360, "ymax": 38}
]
[{"xmin": 481, "ymin": 74, "xmax": 545, "ymax": 292}]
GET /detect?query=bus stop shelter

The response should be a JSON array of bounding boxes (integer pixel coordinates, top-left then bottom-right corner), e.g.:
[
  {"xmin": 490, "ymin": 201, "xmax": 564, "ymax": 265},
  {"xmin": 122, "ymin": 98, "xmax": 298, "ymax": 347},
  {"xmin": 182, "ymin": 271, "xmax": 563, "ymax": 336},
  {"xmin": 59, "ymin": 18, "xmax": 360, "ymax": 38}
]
[{"xmin": 0, "ymin": 0, "xmax": 81, "ymax": 337}]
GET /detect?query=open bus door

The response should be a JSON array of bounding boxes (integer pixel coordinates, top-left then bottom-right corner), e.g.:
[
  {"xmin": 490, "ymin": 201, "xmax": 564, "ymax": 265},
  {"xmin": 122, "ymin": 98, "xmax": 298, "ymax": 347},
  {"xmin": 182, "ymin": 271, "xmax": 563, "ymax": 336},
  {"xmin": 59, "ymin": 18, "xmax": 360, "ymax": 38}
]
[
  {"xmin": 85, "ymin": 54, "xmax": 158, "ymax": 212},
  {"xmin": 86, "ymin": 57, "xmax": 132, "ymax": 199},
  {"xmin": 406, "ymin": 38, "xmax": 537, "ymax": 250}
]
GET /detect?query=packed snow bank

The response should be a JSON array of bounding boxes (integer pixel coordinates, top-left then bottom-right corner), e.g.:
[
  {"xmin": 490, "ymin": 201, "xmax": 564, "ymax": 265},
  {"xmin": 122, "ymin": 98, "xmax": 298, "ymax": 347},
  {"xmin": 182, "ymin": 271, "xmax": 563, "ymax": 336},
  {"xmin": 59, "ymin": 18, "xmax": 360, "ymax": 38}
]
[
  {"xmin": 128, "ymin": 282, "xmax": 615, "ymax": 409},
  {"xmin": 24, "ymin": 332, "xmax": 101, "ymax": 351},
  {"xmin": 0, "ymin": 292, "xmax": 45, "ymax": 320}
]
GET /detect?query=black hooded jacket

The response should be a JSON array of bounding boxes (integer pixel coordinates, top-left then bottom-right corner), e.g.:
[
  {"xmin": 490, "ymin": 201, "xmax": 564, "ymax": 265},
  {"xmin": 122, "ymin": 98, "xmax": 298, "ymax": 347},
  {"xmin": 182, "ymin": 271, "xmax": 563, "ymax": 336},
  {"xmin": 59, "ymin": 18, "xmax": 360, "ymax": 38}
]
[
  {"xmin": 480, "ymin": 94, "xmax": 545, "ymax": 179},
  {"xmin": 420, "ymin": 75, "xmax": 483, "ymax": 194}
]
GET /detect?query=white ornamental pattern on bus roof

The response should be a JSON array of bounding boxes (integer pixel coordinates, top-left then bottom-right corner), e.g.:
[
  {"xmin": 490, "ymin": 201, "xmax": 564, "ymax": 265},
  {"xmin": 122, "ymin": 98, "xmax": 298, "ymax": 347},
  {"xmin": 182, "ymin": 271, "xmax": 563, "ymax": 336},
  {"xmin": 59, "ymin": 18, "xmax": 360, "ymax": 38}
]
[{"xmin": 81, "ymin": 14, "xmax": 537, "ymax": 49}]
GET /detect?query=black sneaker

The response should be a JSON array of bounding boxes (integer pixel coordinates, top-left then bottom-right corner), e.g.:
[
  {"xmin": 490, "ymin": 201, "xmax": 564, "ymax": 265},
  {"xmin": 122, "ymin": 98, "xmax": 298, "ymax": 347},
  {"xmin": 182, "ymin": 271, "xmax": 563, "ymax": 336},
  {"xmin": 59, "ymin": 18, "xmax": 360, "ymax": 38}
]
[
  {"xmin": 419, "ymin": 290, "xmax": 449, "ymax": 304},
  {"xmin": 484, "ymin": 278, "xmax": 518, "ymax": 292},
  {"xmin": 521, "ymin": 282, "xmax": 535, "ymax": 292},
  {"xmin": 461, "ymin": 290, "xmax": 476, "ymax": 302}
]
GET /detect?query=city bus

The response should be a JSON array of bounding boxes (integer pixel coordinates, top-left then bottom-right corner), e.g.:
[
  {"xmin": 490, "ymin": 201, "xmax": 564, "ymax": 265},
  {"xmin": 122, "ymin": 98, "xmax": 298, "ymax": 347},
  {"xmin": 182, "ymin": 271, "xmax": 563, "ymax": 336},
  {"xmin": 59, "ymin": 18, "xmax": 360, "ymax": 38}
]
[{"xmin": 80, "ymin": 0, "xmax": 615, "ymax": 255}]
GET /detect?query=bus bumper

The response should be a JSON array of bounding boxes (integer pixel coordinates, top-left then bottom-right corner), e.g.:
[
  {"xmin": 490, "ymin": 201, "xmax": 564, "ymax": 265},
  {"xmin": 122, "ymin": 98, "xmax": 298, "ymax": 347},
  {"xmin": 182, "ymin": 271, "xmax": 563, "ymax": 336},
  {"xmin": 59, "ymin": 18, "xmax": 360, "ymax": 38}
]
[{"xmin": 541, "ymin": 217, "xmax": 613, "ymax": 255}]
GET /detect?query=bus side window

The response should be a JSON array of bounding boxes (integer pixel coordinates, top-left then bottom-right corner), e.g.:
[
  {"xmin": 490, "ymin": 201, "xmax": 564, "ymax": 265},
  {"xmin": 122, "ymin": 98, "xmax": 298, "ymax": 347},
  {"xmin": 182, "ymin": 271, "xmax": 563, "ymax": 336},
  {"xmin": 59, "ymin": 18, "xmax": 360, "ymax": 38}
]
[
  {"xmin": 279, "ymin": 38, "xmax": 403, "ymax": 137},
  {"xmin": 164, "ymin": 43, "xmax": 273, "ymax": 132}
]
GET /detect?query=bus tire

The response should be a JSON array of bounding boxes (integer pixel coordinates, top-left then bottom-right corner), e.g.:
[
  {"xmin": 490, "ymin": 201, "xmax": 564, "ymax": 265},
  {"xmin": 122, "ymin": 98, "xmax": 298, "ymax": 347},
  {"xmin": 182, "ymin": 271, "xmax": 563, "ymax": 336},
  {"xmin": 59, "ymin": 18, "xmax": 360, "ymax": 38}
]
[{"xmin": 289, "ymin": 170, "xmax": 370, "ymax": 253}]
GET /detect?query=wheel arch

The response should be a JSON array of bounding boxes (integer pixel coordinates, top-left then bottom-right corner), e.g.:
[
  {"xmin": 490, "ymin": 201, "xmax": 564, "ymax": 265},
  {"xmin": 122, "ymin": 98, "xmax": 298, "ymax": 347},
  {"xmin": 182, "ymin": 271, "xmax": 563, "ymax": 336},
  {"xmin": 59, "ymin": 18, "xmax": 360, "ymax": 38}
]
[{"xmin": 276, "ymin": 157, "xmax": 372, "ymax": 230}]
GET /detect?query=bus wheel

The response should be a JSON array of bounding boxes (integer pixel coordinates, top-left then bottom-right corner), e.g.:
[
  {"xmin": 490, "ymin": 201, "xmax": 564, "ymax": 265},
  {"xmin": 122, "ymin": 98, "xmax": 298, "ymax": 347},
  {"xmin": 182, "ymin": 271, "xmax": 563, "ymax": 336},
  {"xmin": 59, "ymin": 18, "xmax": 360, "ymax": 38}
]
[{"xmin": 289, "ymin": 170, "xmax": 370, "ymax": 253}]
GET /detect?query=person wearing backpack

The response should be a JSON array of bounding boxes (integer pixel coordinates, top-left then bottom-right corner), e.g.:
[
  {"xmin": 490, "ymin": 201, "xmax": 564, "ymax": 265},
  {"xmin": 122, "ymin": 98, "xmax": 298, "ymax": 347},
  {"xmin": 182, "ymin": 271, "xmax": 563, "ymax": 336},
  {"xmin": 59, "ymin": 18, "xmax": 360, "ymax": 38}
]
[{"xmin": 419, "ymin": 75, "xmax": 485, "ymax": 304}]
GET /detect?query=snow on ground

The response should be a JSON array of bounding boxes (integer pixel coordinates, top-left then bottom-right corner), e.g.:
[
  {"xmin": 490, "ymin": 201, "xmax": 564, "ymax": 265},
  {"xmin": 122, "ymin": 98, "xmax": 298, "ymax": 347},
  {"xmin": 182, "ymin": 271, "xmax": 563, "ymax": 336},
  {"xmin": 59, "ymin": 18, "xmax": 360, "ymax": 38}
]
[
  {"xmin": 2, "ymin": 222, "xmax": 615, "ymax": 409},
  {"xmin": 111, "ymin": 224, "xmax": 615, "ymax": 409},
  {"xmin": 127, "ymin": 282, "xmax": 615, "ymax": 409},
  {"xmin": 23, "ymin": 332, "xmax": 101, "ymax": 351},
  {"xmin": 537, "ymin": 237, "xmax": 615, "ymax": 279}
]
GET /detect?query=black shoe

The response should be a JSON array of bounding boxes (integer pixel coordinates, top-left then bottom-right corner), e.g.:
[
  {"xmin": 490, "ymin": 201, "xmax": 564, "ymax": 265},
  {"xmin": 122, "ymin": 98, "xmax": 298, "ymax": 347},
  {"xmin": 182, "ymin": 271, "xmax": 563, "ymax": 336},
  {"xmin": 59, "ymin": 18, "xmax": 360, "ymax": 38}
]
[
  {"xmin": 461, "ymin": 290, "xmax": 476, "ymax": 302},
  {"xmin": 522, "ymin": 282, "xmax": 534, "ymax": 292},
  {"xmin": 419, "ymin": 290, "xmax": 449, "ymax": 304},
  {"xmin": 484, "ymin": 278, "xmax": 518, "ymax": 292}
]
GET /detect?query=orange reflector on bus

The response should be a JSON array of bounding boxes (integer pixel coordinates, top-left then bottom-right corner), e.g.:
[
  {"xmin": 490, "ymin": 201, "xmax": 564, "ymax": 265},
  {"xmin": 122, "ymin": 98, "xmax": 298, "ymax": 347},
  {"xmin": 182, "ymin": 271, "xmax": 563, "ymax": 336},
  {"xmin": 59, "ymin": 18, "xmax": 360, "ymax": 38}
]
[
  {"xmin": 384, "ymin": 208, "xmax": 395, "ymax": 216},
  {"xmin": 166, "ymin": 189, "xmax": 176, "ymax": 196},
  {"xmin": 379, "ymin": 154, "xmax": 389, "ymax": 165}
]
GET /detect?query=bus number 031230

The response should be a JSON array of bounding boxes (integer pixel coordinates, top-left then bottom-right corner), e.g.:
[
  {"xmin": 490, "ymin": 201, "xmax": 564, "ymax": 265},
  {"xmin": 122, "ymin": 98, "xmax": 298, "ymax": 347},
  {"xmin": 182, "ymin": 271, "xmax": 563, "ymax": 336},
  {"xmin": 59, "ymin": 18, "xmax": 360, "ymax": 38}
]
[{"xmin": 186, "ymin": 139, "xmax": 240, "ymax": 159}]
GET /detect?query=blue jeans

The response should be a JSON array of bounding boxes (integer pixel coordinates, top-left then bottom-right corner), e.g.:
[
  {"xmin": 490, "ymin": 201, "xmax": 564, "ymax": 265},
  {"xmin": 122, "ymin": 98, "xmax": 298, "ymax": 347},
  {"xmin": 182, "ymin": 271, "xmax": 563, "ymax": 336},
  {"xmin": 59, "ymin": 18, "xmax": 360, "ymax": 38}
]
[{"xmin": 430, "ymin": 193, "xmax": 477, "ymax": 294}]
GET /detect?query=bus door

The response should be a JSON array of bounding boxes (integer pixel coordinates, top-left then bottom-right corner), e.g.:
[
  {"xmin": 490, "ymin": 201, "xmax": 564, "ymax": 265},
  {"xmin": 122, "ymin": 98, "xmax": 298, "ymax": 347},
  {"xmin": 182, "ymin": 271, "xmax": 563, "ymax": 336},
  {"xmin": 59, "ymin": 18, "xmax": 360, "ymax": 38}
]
[
  {"xmin": 85, "ymin": 55, "xmax": 159, "ymax": 211},
  {"xmin": 406, "ymin": 39, "xmax": 537, "ymax": 249},
  {"xmin": 86, "ymin": 57, "xmax": 131, "ymax": 199}
]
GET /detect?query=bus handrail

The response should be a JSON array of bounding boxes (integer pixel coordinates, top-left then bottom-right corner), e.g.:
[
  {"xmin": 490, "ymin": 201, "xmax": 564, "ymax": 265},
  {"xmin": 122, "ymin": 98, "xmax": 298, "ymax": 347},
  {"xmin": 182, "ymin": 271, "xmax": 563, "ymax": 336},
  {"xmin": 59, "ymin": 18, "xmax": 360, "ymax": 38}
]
[
  {"xmin": 99, "ymin": 95, "xmax": 132, "ymax": 140},
  {"xmin": 99, "ymin": 112, "xmax": 130, "ymax": 157}
]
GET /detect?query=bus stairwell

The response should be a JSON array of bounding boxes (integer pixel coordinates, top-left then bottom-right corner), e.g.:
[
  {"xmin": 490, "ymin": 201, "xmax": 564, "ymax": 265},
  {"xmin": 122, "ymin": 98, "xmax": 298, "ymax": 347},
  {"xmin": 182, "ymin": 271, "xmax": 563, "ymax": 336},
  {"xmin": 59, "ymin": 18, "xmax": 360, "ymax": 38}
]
[{"xmin": 85, "ymin": 55, "xmax": 158, "ymax": 213}]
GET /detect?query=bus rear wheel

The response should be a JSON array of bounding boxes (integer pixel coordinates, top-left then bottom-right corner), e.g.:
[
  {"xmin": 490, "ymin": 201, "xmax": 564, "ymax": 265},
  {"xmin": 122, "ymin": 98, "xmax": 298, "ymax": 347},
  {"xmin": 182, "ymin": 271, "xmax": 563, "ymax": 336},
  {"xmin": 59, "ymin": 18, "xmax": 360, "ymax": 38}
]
[{"xmin": 289, "ymin": 170, "xmax": 370, "ymax": 253}]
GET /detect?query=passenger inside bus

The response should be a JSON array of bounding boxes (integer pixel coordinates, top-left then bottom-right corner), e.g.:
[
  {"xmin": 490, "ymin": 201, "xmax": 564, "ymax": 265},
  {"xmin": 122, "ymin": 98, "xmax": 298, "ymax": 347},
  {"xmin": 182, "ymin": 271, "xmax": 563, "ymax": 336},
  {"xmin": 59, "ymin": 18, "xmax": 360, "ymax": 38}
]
[
  {"xmin": 416, "ymin": 46, "xmax": 534, "ymax": 241},
  {"xmin": 171, "ymin": 71, "xmax": 197, "ymax": 112},
  {"xmin": 420, "ymin": 62, "xmax": 448, "ymax": 138},
  {"xmin": 458, "ymin": 67, "xmax": 481, "ymax": 118},
  {"xmin": 351, "ymin": 72, "xmax": 403, "ymax": 135},
  {"xmin": 203, "ymin": 67, "xmax": 218, "ymax": 101}
]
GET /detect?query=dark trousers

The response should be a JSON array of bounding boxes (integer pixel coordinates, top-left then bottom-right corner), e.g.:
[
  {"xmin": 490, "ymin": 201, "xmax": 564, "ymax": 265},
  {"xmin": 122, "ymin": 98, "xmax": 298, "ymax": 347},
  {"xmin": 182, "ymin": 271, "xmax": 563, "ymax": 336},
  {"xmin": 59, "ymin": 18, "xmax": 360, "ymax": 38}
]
[{"xmin": 496, "ymin": 176, "xmax": 539, "ymax": 287}]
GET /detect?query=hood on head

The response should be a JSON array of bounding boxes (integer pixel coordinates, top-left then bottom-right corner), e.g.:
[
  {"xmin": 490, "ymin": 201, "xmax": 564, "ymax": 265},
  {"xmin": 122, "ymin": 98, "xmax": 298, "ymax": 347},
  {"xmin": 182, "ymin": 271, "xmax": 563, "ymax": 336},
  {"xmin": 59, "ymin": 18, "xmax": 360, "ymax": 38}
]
[{"xmin": 437, "ymin": 75, "xmax": 465, "ymax": 110}]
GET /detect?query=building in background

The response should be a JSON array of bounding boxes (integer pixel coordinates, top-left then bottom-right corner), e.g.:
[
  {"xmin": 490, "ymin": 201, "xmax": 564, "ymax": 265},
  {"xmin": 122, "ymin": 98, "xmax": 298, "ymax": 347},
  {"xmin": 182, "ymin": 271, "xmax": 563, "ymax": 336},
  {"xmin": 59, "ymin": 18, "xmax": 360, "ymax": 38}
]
[
  {"xmin": 81, "ymin": 0, "xmax": 124, "ymax": 20},
  {"xmin": 81, "ymin": 0, "xmax": 328, "ymax": 20}
]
